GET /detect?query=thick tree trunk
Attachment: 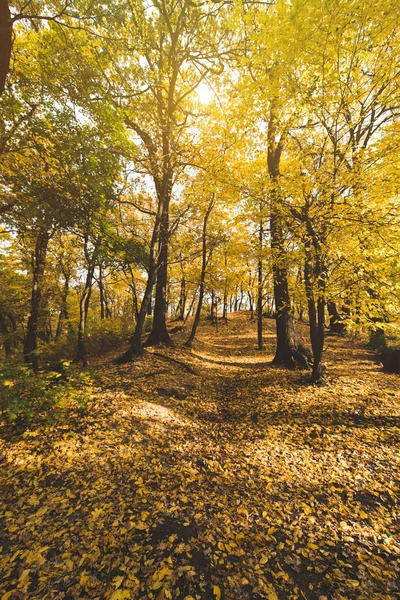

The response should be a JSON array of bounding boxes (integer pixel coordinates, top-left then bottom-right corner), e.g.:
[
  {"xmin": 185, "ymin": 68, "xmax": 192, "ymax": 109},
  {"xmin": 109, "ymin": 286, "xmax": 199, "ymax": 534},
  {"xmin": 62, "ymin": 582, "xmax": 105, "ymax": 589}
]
[
  {"xmin": 268, "ymin": 120, "xmax": 306, "ymax": 367},
  {"xmin": 24, "ymin": 228, "xmax": 49, "ymax": 372},
  {"xmin": 146, "ymin": 181, "xmax": 172, "ymax": 346},
  {"xmin": 0, "ymin": 0, "xmax": 12, "ymax": 94}
]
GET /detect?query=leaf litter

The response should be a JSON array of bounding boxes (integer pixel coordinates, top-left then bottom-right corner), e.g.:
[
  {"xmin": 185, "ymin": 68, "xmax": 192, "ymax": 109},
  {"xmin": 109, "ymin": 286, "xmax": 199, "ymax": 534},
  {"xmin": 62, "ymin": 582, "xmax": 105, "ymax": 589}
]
[{"xmin": 0, "ymin": 314, "xmax": 399, "ymax": 599}]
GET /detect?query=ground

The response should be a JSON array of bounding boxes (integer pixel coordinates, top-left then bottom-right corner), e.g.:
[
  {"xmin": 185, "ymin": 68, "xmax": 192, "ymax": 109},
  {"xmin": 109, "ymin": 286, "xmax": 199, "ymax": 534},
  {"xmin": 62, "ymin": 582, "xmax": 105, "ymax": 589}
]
[{"xmin": 0, "ymin": 312, "xmax": 399, "ymax": 600}]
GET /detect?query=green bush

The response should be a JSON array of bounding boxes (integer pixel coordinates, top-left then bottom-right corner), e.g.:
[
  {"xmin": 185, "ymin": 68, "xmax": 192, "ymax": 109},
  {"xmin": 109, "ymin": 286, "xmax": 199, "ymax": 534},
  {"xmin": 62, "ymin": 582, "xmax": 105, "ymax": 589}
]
[{"xmin": 0, "ymin": 361, "xmax": 92, "ymax": 425}]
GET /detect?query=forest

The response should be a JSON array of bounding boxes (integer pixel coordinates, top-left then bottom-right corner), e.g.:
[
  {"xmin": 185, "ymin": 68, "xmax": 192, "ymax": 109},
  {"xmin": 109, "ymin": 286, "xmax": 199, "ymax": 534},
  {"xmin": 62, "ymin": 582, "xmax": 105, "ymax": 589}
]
[{"xmin": 0, "ymin": 0, "xmax": 399, "ymax": 599}]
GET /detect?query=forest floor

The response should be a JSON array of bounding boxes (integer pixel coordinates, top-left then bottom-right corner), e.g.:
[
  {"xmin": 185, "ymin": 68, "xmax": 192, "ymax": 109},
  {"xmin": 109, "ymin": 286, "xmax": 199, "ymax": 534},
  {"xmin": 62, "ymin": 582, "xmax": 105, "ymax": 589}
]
[{"xmin": 0, "ymin": 312, "xmax": 399, "ymax": 600}]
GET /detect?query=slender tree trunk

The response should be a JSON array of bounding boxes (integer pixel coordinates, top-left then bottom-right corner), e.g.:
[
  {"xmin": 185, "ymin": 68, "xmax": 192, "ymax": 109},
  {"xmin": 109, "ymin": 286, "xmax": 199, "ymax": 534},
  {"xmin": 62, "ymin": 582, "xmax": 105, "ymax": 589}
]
[
  {"xmin": 99, "ymin": 263, "xmax": 105, "ymax": 320},
  {"xmin": 127, "ymin": 264, "xmax": 139, "ymax": 322},
  {"xmin": 56, "ymin": 276, "xmax": 70, "ymax": 339},
  {"xmin": 117, "ymin": 186, "xmax": 166, "ymax": 362},
  {"xmin": 184, "ymin": 287, "xmax": 198, "ymax": 323},
  {"xmin": 0, "ymin": 310, "xmax": 15, "ymax": 357},
  {"xmin": 185, "ymin": 198, "xmax": 214, "ymax": 346},
  {"xmin": 177, "ymin": 276, "xmax": 187, "ymax": 321},
  {"xmin": 24, "ymin": 228, "xmax": 49, "ymax": 372},
  {"xmin": 76, "ymin": 264, "xmax": 95, "ymax": 367},
  {"xmin": 304, "ymin": 230, "xmax": 326, "ymax": 382},
  {"xmin": 248, "ymin": 292, "xmax": 254, "ymax": 317},
  {"xmin": 257, "ymin": 215, "xmax": 264, "ymax": 350},
  {"xmin": 76, "ymin": 237, "xmax": 101, "ymax": 366},
  {"xmin": 222, "ymin": 253, "xmax": 228, "ymax": 323},
  {"xmin": 0, "ymin": 0, "xmax": 12, "ymax": 95}
]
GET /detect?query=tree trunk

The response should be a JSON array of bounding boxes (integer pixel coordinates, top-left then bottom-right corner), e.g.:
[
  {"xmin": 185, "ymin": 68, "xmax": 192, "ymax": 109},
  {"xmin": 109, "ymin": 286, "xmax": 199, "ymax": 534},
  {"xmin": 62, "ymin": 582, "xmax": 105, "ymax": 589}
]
[
  {"xmin": 268, "ymin": 118, "xmax": 306, "ymax": 367},
  {"xmin": 0, "ymin": 309, "xmax": 15, "ymax": 357},
  {"xmin": 76, "ymin": 237, "xmax": 101, "ymax": 366},
  {"xmin": 304, "ymin": 230, "xmax": 326, "ymax": 383},
  {"xmin": 257, "ymin": 216, "xmax": 264, "ymax": 350},
  {"xmin": 127, "ymin": 264, "xmax": 139, "ymax": 322},
  {"xmin": 146, "ymin": 184, "xmax": 172, "ymax": 346},
  {"xmin": 99, "ymin": 263, "xmax": 106, "ymax": 320},
  {"xmin": 177, "ymin": 276, "xmax": 187, "ymax": 321},
  {"xmin": 0, "ymin": 0, "xmax": 12, "ymax": 94},
  {"xmin": 55, "ymin": 275, "xmax": 70, "ymax": 339},
  {"xmin": 327, "ymin": 301, "xmax": 346, "ymax": 335},
  {"xmin": 117, "ymin": 184, "xmax": 165, "ymax": 362},
  {"xmin": 24, "ymin": 228, "xmax": 49, "ymax": 372},
  {"xmin": 76, "ymin": 264, "xmax": 95, "ymax": 367},
  {"xmin": 185, "ymin": 198, "xmax": 214, "ymax": 346}
]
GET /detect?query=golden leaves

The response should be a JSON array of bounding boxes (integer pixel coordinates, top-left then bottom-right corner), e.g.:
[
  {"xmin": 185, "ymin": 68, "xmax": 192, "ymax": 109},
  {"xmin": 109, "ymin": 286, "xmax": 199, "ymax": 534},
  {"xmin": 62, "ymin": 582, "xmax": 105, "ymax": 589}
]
[{"xmin": 0, "ymin": 314, "xmax": 399, "ymax": 600}]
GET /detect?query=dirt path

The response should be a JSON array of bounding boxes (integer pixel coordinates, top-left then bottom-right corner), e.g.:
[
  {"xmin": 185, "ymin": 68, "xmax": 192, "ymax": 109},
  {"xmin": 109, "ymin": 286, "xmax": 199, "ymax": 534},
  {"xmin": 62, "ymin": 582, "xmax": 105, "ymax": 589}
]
[{"xmin": 1, "ymin": 313, "xmax": 399, "ymax": 599}]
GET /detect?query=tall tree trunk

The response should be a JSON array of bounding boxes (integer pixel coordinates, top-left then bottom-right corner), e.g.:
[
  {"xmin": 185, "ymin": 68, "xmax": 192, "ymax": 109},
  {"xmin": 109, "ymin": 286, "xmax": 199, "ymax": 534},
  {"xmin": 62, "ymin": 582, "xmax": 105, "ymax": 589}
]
[
  {"xmin": 185, "ymin": 198, "xmax": 214, "ymax": 346},
  {"xmin": 24, "ymin": 228, "xmax": 49, "ymax": 372},
  {"xmin": 257, "ymin": 215, "xmax": 264, "ymax": 350},
  {"xmin": 127, "ymin": 264, "xmax": 139, "ymax": 322},
  {"xmin": 55, "ymin": 275, "xmax": 70, "ymax": 340},
  {"xmin": 184, "ymin": 287, "xmax": 198, "ymax": 323},
  {"xmin": 146, "ymin": 178, "xmax": 172, "ymax": 346},
  {"xmin": 76, "ymin": 237, "xmax": 100, "ymax": 366},
  {"xmin": 99, "ymin": 263, "xmax": 106, "ymax": 320},
  {"xmin": 0, "ymin": 0, "xmax": 12, "ymax": 94},
  {"xmin": 76, "ymin": 264, "xmax": 95, "ymax": 367},
  {"xmin": 0, "ymin": 309, "xmax": 15, "ymax": 357},
  {"xmin": 304, "ymin": 227, "xmax": 326, "ymax": 382},
  {"xmin": 117, "ymin": 187, "xmax": 165, "ymax": 362},
  {"xmin": 177, "ymin": 275, "xmax": 187, "ymax": 321},
  {"xmin": 268, "ymin": 113, "xmax": 306, "ymax": 367},
  {"xmin": 223, "ymin": 256, "xmax": 228, "ymax": 323}
]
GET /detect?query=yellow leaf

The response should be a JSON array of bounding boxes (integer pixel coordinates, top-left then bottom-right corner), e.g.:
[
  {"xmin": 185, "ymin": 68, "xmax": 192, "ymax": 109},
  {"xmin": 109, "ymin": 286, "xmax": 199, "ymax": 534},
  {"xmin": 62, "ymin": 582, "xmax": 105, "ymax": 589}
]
[
  {"xmin": 213, "ymin": 585, "xmax": 221, "ymax": 600},
  {"xmin": 114, "ymin": 575, "xmax": 124, "ymax": 589},
  {"xmin": 307, "ymin": 543, "xmax": 318, "ymax": 550},
  {"xmin": 153, "ymin": 567, "xmax": 172, "ymax": 581},
  {"xmin": 2, "ymin": 592, "xmax": 16, "ymax": 600},
  {"xmin": 110, "ymin": 590, "xmax": 131, "ymax": 600},
  {"xmin": 266, "ymin": 586, "xmax": 278, "ymax": 600},
  {"xmin": 259, "ymin": 554, "xmax": 269, "ymax": 565},
  {"xmin": 267, "ymin": 527, "xmax": 277, "ymax": 536},
  {"xmin": 19, "ymin": 569, "xmax": 30, "ymax": 583},
  {"xmin": 65, "ymin": 558, "xmax": 74, "ymax": 571}
]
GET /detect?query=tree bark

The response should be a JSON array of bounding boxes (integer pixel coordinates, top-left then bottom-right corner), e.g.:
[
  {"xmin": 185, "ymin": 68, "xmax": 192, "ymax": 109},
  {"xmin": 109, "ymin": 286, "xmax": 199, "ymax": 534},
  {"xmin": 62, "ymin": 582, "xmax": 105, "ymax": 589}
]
[
  {"xmin": 0, "ymin": 0, "xmax": 12, "ymax": 94},
  {"xmin": 76, "ymin": 237, "xmax": 100, "ymax": 366},
  {"xmin": 55, "ymin": 275, "xmax": 69, "ymax": 340},
  {"xmin": 117, "ymin": 183, "xmax": 166, "ymax": 362},
  {"xmin": 24, "ymin": 228, "xmax": 49, "ymax": 372},
  {"xmin": 257, "ymin": 215, "xmax": 264, "ymax": 350},
  {"xmin": 146, "ymin": 193, "xmax": 172, "ymax": 346},
  {"xmin": 185, "ymin": 197, "xmax": 214, "ymax": 346},
  {"xmin": 268, "ymin": 111, "xmax": 306, "ymax": 367}
]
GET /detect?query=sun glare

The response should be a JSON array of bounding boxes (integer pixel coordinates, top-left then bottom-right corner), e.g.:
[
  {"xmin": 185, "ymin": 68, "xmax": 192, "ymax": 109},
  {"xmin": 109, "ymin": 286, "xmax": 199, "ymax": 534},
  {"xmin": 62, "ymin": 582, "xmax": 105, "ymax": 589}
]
[{"xmin": 196, "ymin": 81, "xmax": 214, "ymax": 104}]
